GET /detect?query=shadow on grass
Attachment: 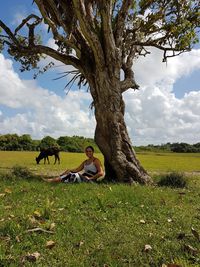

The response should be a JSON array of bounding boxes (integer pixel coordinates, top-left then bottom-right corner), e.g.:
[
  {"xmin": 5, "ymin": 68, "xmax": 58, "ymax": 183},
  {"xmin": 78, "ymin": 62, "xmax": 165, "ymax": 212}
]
[
  {"xmin": 0, "ymin": 165, "xmax": 42, "ymax": 181},
  {"xmin": 0, "ymin": 166, "xmax": 157, "ymax": 186}
]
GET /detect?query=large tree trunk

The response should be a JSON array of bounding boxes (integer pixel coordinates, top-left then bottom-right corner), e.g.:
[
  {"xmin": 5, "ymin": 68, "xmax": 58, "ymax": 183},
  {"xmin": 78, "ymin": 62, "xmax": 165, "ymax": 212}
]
[{"xmin": 90, "ymin": 71, "xmax": 152, "ymax": 184}]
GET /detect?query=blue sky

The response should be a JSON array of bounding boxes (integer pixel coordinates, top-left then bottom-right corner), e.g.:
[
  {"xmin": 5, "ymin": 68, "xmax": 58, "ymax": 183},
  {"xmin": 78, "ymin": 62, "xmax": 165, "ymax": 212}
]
[
  {"xmin": 0, "ymin": 0, "xmax": 68, "ymax": 94},
  {"xmin": 1, "ymin": 1, "xmax": 200, "ymax": 145}
]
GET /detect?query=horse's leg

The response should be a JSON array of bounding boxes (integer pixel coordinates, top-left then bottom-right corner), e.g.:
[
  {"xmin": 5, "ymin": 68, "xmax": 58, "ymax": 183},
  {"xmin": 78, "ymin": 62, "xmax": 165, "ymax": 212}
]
[{"xmin": 47, "ymin": 156, "xmax": 50, "ymax": 164}]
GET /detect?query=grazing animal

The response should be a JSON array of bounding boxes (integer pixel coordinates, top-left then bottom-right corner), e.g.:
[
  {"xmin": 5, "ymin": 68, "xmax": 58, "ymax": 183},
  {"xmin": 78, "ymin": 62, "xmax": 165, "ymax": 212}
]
[{"xmin": 36, "ymin": 147, "xmax": 60, "ymax": 164}]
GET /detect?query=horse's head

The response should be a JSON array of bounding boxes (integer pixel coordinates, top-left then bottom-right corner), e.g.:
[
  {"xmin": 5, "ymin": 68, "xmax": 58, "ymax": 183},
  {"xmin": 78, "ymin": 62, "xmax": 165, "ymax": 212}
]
[{"xmin": 35, "ymin": 157, "xmax": 40, "ymax": 164}]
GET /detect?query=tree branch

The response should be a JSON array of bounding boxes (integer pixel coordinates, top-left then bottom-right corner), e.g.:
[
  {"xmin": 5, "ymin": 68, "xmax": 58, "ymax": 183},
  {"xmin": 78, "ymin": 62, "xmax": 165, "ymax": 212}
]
[
  {"xmin": 44, "ymin": 0, "xmax": 71, "ymax": 35},
  {"xmin": 14, "ymin": 14, "xmax": 42, "ymax": 35},
  {"xmin": 21, "ymin": 44, "xmax": 83, "ymax": 71},
  {"xmin": 100, "ymin": 0, "xmax": 116, "ymax": 55},
  {"xmin": 0, "ymin": 18, "xmax": 83, "ymax": 72},
  {"xmin": 85, "ymin": 0, "xmax": 95, "ymax": 26},
  {"xmin": 34, "ymin": 0, "xmax": 81, "ymax": 58},
  {"xmin": 132, "ymin": 40, "xmax": 190, "ymax": 61},
  {"xmin": 114, "ymin": 0, "xmax": 132, "ymax": 48},
  {"xmin": 120, "ymin": 67, "xmax": 139, "ymax": 93},
  {"xmin": 72, "ymin": 0, "xmax": 105, "ymax": 69},
  {"xmin": 0, "ymin": 20, "xmax": 21, "ymax": 47}
]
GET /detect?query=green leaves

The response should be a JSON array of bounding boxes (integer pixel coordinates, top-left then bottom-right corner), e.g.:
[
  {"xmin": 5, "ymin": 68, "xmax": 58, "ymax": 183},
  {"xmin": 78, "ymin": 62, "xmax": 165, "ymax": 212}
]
[{"xmin": 134, "ymin": 0, "xmax": 200, "ymax": 58}]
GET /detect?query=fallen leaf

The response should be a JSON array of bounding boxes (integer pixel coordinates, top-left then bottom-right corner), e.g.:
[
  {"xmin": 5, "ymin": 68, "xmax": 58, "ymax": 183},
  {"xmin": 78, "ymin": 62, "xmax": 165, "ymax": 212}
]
[
  {"xmin": 33, "ymin": 210, "xmax": 42, "ymax": 219},
  {"xmin": 167, "ymin": 218, "xmax": 172, "ymax": 223},
  {"xmin": 23, "ymin": 252, "xmax": 40, "ymax": 262},
  {"xmin": 0, "ymin": 193, "xmax": 5, "ymax": 197},
  {"xmin": 4, "ymin": 206, "xmax": 12, "ymax": 210},
  {"xmin": 144, "ymin": 244, "xmax": 152, "ymax": 252},
  {"xmin": 75, "ymin": 240, "xmax": 84, "ymax": 248},
  {"xmin": 191, "ymin": 227, "xmax": 200, "ymax": 241},
  {"xmin": 140, "ymin": 219, "xmax": 146, "ymax": 224},
  {"xmin": 28, "ymin": 216, "xmax": 38, "ymax": 225},
  {"xmin": 49, "ymin": 223, "xmax": 56, "ymax": 231},
  {"xmin": 4, "ymin": 188, "xmax": 12, "ymax": 194},
  {"xmin": 15, "ymin": 236, "xmax": 21, "ymax": 243},
  {"xmin": 46, "ymin": 240, "xmax": 56, "ymax": 249},
  {"xmin": 79, "ymin": 240, "xmax": 84, "ymax": 246}
]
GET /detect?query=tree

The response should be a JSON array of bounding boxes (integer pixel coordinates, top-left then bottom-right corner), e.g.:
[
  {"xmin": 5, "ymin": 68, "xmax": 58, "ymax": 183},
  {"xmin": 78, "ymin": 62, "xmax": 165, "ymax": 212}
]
[
  {"xmin": 57, "ymin": 136, "xmax": 81, "ymax": 152},
  {"xmin": 19, "ymin": 134, "xmax": 33, "ymax": 151},
  {"xmin": 40, "ymin": 136, "xmax": 58, "ymax": 150},
  {"xmin": 0, "ymin": 134, "xmax": 20, "ymax": 151},
  {"xmin": 0, "ymin": 1, "xmax": 199, "ymax": 183}
]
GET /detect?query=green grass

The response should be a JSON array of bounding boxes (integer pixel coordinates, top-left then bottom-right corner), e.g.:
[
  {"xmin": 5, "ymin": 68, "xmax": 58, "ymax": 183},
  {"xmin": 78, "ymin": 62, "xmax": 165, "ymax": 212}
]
[
  {"xmin": 137, "ymin": 152, "xmax": 200, "ymax": 172},
  {"xmin": 1, "ymin": 151, "xmax": 200, "ymax": 175},
  {"xmin": 0, "ymin": 152, "xmax": 200, "ymax": 266}
]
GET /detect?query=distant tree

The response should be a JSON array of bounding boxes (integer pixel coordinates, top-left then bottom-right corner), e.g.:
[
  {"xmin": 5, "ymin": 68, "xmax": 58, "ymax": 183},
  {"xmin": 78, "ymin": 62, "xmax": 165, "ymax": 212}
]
[
  {"xmin": 171, "ymin": 142, "xmax": 196, "ymax": 153},
  {"xmin": 193, "ymin": 143, "xmax": 200, "ymax": 151},
  {"xmin": 40, "ymin": 136, "xmax": 58, "ymax": 150},
  {"xmin": 32, "ymin": 139, "xmax": 41, "ymax": 151},
  {"xmin": 0, "ymin": 1, "xmax": 199, "ymax": 183},
  {"xmin": 57, "ymin": 135, "xmax": 98, "ymax": 152},
  {"xmin": 0, "ymin": 134, "xmax": 20, "ymax": 150},
  {"xmin": 0, "ymin": 135, "xmax": 6, "ymax": 150},
  {"xmin": 19, "ymin": 134, "xmax": 33, "ymax": 150},
  {"xmin": 57, "ymin": 136, "xmax": 81, "ymax": 152}
]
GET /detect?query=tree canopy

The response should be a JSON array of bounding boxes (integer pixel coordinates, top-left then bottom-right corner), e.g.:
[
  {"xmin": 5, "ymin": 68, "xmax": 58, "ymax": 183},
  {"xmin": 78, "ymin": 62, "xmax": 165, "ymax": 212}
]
[{"xmin": 1, "ymin": 1, "xmax": 199, "ymax": 84}]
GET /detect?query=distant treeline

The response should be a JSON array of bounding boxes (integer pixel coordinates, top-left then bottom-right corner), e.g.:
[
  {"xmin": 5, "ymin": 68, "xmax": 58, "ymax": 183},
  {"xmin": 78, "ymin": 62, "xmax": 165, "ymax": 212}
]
[
  {"xmin": 136, "ymin": 142, "xmax": 200, "ymax": 153},
  {"xmin": 0, "ymin": 134, "xmax": 200, "ymax": 153},
  {"xmin": 0, "ymin": 134, "xmax": 99, "ymax": 152}
]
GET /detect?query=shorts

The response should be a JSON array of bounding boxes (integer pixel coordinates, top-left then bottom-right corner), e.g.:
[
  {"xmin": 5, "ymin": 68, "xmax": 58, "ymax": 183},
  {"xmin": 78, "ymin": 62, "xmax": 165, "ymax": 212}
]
[{"xmin": 60, "ymin": 172, "xmax": 92, "ymax": 183}]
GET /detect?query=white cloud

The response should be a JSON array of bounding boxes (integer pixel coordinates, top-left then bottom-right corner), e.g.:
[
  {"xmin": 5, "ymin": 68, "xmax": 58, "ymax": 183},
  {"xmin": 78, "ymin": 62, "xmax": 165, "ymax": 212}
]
[
  {"xmin": 1, "ymin": 46, "xmax": 200, "ymax": 145},
  {"xmin": 124, "ymin": 48, "xmax": 200, "ymax": 145},
  {"xmin": 133, "ymin": 48, "xmax": 200, "ymax": 90},
  {"xmin": 0, "ymin": 54, "xmax": 95, "ymax": 139},
  {"xmin": 37, "ymin": 37, "xmax": 77, "ymax": 91}
]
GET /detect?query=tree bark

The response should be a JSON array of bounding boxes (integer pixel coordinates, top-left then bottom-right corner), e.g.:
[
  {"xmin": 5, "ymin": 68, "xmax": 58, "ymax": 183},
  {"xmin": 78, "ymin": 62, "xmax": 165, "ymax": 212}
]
[{"xmin": 89, "ymin": 70, "xmax": 152, "ymax": 184}]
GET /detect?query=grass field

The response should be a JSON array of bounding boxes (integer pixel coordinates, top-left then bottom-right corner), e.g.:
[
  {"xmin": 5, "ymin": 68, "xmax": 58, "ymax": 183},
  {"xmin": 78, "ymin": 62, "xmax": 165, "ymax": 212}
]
[
  {"xmin": 1, "ymin": 151, "xmax": 200, "ymax": 175},
  {"xmin": 0, "ymin": 151, "xmax": 200, "ymax": 266}
]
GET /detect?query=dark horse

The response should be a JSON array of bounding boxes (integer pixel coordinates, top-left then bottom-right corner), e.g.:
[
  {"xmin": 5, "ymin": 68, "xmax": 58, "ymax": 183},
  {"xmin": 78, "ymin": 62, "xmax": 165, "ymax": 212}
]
[{"xmin": 36, "ymin": 147, "xmax": 60, "ymax": 164}]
